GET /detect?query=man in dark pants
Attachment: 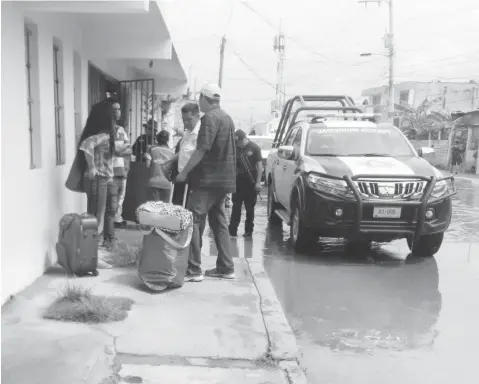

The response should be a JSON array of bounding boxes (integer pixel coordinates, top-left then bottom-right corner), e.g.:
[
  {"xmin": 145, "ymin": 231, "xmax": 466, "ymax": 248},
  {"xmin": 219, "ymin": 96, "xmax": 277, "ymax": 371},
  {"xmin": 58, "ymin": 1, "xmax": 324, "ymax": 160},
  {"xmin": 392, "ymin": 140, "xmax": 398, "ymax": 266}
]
[
  {"xmin": 176, "ymin": 83, "xmax": 236, "ymax": 282},
  {"xmin": 228, "ymin": 129, "xmax": 263, "ymax": 237}
]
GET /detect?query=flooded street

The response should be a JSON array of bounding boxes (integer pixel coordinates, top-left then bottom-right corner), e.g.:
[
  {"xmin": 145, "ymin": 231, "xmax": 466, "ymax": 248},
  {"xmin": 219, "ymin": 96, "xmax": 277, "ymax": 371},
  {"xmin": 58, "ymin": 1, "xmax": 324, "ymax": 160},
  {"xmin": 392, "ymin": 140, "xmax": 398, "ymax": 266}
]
[{"xmin": 207, "ymin": 179, "xmax": 479, "ymax": 383}]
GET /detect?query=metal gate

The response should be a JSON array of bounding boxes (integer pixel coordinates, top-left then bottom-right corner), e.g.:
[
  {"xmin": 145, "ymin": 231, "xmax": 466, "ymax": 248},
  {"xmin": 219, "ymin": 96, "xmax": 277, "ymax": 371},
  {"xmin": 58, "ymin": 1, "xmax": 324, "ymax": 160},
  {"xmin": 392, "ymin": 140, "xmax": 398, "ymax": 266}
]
[{"xmin": 117, "ymin": 79, "xmax": 156, "ymax": 160}]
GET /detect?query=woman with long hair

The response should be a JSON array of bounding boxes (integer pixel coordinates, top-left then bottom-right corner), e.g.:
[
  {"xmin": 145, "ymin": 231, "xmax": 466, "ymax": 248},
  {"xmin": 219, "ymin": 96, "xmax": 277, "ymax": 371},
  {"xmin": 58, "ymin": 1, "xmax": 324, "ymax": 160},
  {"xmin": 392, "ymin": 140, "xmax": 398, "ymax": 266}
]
[{"xmin": 78, "ymin": 100, "xmax": 118, "ymax": 249}]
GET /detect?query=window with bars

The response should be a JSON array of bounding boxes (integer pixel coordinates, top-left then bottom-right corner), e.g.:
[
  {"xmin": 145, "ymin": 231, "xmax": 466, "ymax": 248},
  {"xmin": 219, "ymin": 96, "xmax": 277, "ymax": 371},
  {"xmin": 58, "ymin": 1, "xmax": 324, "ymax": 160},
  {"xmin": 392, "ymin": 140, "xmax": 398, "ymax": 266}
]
[
  {"xmin": 25, "ymin": 28, "xmax": 35, "ymax": 168},
  {"xmin": 24, "ymin": 22, "xmax": 42, "ymax": 169},
  {"xmin": 73, "ymin": 51, "xmax": 82, "ymax": 146},
  {"xmin": 53, "ymin": 41, "xmax": 65, "ymax": 164}
]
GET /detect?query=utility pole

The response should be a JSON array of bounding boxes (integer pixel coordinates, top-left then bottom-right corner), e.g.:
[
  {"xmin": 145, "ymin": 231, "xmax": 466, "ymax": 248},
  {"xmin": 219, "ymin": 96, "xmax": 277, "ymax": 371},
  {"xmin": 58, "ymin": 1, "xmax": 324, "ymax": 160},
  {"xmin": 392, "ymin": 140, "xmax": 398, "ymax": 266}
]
[
  {"xmin": 218, "ymin": 36, "xmax": 226, "ymax": 88},
  {"xmin": 273, "ymin": 20, "xmax": 286, "ymax": 111},
  {"xmin": 360, "ymin": 0, "xmax": 395, "ymax": 123}
]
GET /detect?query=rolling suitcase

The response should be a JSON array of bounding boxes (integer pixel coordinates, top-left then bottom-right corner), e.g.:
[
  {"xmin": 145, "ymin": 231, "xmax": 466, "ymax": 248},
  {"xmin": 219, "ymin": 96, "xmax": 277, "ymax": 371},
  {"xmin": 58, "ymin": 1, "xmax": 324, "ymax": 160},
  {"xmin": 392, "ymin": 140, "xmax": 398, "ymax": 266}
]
[{"xmin": 56, "ymin": 213, "xmax": 99, "ymax": 277}]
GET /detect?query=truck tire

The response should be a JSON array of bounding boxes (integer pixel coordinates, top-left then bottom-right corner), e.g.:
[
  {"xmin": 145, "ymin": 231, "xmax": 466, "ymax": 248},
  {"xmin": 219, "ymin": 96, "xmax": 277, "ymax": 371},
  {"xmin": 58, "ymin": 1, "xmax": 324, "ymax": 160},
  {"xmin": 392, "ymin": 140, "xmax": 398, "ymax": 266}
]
[
  {"xmin": 290, "ymin": 199, "xmax": 317, "ymax": 253},
  {"xmin": 267, "ymin": 182, "xmax": 282, "ymax": 226},
  {"xmin": 407, "ymin": 233, "xmax": 444, "ymax": 257}
]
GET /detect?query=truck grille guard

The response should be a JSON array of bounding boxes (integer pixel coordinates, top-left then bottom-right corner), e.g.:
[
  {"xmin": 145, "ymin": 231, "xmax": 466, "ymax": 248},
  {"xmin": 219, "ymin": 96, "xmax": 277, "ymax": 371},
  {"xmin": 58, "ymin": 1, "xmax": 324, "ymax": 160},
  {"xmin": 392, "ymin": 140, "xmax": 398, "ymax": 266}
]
[{"xmin": 309, "ymin": 172, "xmax": 456, "ymax": 238}]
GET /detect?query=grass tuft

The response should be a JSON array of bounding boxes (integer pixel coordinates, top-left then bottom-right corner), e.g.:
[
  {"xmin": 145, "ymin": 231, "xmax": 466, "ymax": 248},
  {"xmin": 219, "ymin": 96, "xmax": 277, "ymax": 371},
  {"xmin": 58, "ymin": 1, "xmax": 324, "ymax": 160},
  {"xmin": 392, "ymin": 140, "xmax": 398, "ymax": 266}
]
[
  {"xmin": 102, "ymin": 240, "xmax": 141, "ymax": 268},
  {"xmin": 43, "ymin": 283, "xmax": 134, "ymax": 324}
]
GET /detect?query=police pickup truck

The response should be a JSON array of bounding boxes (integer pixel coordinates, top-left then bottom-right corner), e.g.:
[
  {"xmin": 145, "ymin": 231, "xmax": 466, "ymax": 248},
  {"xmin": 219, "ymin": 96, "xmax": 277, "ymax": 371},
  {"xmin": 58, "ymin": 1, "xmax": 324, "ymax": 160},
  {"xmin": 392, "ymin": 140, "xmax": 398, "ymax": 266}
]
[{"xmin": 265, "ymin": 95, "xmax": 456, "ymax": 256}]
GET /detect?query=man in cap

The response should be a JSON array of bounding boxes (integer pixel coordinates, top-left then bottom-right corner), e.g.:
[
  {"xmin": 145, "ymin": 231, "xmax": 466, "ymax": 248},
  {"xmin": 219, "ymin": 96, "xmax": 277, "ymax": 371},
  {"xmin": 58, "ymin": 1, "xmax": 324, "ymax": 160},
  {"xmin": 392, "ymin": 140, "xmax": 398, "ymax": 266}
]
[
  {"xmin": 228, "ymin": 129, "xmax": 263, "ymax": 237},
  {"xmin": 176, "ymin": 83, "xmax": 236, "ymax": 282}
]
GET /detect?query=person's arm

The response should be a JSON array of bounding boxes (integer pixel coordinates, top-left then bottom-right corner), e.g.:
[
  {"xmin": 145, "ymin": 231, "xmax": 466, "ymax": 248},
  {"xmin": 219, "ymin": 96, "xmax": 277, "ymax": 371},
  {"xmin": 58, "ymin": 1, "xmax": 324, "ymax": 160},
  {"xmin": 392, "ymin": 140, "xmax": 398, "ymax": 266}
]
[
  {"xmin": 180, "ymin": 114, "xmax": 217, "ymax": 176},
  {"xmin": 256, "ymin": 161, "xmax": 263, "ymax": 185},
  {"xmin": 254, "ymin": 145, "xmax": 263, "ymax": 188},
  {"xmin": 79, "ymin": 134, "xmax": 104, "ymax": 178}
]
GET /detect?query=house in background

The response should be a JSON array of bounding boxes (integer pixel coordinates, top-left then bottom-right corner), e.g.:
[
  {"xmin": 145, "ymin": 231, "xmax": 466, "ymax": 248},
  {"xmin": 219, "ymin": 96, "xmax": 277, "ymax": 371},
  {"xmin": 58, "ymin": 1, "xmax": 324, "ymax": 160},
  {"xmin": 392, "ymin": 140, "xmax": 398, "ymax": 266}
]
[
  {"xmin": 1, "ymin": 0, "xmax": 187, "ymax": 305},
  {"xmin": 362, "ymin": 80, "xmax": 479, "ymax": 129}
]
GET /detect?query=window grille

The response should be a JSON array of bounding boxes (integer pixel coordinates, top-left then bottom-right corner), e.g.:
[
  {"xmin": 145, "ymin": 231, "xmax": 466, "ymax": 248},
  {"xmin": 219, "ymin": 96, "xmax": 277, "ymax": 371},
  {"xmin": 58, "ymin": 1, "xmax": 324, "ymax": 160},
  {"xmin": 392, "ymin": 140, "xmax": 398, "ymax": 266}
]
[
  {"xmin": 53, "ymin": 43, "xmax": 64, "ymax": 164},
  {"xmin": 25, "ymin": 28, "xmax": 35, "ymax": 168}
]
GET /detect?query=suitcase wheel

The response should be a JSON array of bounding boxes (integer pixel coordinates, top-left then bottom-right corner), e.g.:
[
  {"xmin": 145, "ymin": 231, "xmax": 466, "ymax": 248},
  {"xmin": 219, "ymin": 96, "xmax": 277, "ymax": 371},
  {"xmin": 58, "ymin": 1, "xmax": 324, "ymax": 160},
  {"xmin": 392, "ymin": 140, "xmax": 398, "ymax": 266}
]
[
  {"xmin": 75, "ymin": 272, "xmax": 87, "ymax": 277},
  {"xmin": 92, "ymin": 270, "xmax": 99, "ymax": 277}
]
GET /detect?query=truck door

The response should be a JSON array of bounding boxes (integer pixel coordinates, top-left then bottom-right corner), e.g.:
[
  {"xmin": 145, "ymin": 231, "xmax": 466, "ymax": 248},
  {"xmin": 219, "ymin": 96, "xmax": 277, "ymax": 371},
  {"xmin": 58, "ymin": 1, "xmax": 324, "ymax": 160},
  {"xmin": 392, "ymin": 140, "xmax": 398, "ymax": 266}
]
[
  {"xmin": 275, "ymin": 126, "xmax": 299, "ymax": 206},
  {"xmin": 282, "ymin": 128, "xmax": 303, "ymax": 208}
]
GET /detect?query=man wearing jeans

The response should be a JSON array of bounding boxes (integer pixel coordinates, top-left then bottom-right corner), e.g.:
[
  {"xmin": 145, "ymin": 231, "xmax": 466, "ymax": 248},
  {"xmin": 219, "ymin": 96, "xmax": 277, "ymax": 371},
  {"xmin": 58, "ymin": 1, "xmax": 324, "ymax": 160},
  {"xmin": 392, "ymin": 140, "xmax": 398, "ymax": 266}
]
[{"xmin": 176, "ymin": 83, "xmax": 236, "ymax": 282}]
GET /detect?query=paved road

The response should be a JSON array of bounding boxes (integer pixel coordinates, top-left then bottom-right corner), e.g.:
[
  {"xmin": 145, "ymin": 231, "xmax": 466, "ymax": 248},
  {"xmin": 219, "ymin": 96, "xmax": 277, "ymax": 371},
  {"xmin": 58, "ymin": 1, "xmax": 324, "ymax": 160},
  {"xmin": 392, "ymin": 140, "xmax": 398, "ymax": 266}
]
[{"xmin": 208, "ymin": 179, "xmax": 479, "ymax": 383}]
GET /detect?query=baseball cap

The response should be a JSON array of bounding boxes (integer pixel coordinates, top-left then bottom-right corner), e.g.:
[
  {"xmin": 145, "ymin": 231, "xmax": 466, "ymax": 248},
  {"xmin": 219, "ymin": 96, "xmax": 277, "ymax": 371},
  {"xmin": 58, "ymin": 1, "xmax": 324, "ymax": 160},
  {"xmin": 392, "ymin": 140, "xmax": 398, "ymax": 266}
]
[
  {"xmin": 234, "ymin": 129, "xmax": 247, "ymax": 141},
  {"xmin": 200, "ymin": 83, "xmax": 222, "ymax": 100}
]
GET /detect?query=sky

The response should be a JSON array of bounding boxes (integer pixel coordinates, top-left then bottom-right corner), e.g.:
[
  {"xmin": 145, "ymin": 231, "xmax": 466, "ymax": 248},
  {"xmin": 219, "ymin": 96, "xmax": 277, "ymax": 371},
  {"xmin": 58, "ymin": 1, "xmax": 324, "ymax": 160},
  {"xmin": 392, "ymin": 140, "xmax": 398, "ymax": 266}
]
[{"xmin": 159, "ymin": 0, "xmax": 479, "ymax": 128}]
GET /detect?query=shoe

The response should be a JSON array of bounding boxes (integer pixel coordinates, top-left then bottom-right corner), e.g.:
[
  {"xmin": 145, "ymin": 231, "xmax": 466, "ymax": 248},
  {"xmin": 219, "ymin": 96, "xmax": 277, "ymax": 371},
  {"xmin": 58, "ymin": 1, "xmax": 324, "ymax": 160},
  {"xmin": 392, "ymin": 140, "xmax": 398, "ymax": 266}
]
[
  {"xmin": 184, "ymin": 272, "xmax": 204, "ymax": 282},
  {"xmin": 243, "ymin": 232, "xmax": 252, "ymax": 238},
  {"xmin": 114, "ymin": 221, "xmax": 126, "ymax": 229},
  {"xmin": 205, "ymin": 268, "xmax": 235, "ymax": 280},
  {"xmin": 229, "ymin": 228, "xmax": 238, "ymax": 237}
]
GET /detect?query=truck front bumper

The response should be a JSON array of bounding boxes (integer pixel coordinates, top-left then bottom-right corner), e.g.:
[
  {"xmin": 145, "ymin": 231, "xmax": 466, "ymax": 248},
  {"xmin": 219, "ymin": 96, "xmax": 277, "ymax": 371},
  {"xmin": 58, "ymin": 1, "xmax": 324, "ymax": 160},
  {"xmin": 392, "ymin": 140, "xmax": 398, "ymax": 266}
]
[{"xmin": 302, "ymin": 174, "xmax": 455, "ymax": 240}]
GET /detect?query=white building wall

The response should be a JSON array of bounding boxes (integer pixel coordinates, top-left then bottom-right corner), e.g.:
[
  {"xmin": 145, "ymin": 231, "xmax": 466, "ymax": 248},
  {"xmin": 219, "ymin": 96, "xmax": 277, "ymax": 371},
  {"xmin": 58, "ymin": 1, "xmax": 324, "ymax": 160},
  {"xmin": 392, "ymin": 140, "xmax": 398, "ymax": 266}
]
[
  {"xmin": 0, "ymin": 4, "xmax": 142, "ymax": 305},
  {"xmin": 1, "ymin": 3, "xmax": 88, "ymax": 304}
]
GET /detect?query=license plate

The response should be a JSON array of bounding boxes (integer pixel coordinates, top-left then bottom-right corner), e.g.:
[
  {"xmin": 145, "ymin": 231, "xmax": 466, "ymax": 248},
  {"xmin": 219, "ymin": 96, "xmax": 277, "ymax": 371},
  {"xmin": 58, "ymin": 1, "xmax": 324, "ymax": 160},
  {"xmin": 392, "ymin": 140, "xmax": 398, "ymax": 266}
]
[{"xmin": 373, "ymin": 207, "xmax": 401, "ymax": 219}]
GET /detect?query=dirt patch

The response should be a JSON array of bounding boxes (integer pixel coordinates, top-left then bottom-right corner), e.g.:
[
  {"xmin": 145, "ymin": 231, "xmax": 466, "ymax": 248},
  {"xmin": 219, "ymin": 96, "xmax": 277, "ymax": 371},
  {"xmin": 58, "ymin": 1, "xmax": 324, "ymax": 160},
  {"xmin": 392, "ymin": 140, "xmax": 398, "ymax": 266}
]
[{"xmin": 43, "ymin": 284, "xmax": 134, "ymax": 324}]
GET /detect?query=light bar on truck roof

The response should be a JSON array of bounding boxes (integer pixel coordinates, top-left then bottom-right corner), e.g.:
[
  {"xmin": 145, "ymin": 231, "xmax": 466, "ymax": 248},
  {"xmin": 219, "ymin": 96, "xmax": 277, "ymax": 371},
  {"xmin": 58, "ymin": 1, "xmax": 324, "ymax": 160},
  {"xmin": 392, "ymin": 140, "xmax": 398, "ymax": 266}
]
[{"xmin": 310, "ymin": 112, "xmax": 377, "ymax": 121}]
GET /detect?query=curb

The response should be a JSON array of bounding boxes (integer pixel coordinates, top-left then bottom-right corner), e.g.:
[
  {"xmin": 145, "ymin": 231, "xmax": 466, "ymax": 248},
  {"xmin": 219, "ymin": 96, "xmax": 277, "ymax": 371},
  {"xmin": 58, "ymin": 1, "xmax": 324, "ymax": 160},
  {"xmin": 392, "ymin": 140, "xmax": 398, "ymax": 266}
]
[
  {"xmin": 245, "ymin": 259, "xmax": 308, "ymax": 383},
  {"xmin": 83, "ymin": 341, "xmax": 116, "ymax": 384}
]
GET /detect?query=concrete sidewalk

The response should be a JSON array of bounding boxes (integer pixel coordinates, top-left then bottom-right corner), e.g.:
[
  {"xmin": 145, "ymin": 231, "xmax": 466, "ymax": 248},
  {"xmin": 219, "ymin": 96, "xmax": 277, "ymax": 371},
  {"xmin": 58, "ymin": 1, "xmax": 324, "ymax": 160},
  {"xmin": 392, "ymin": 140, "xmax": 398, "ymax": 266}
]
[{"xmin": 1, "ymin": 230, "xmax": 306, "ymax": 384}]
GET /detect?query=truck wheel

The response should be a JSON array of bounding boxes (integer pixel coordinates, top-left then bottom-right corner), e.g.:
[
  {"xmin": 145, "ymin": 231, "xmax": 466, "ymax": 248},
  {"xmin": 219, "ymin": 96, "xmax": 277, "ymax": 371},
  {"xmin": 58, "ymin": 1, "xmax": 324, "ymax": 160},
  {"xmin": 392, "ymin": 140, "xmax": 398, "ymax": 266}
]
[
  {"xmin": 407, "ymin": 233, "xmax": 444, "ymax": 257},
  {"xmin": 290, "ymin": 200, "xmax": 317, "ymax": 253},
  {"xmin": 267, "ymin": 182, "xmax": 282, "ymax": 226}
]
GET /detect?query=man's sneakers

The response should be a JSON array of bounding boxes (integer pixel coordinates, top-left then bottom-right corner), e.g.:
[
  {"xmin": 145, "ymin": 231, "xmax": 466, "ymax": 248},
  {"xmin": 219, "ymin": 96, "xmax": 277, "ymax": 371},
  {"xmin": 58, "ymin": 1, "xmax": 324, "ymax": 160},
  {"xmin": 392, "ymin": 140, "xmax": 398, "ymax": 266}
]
[
  {"xmin": 184, "ymin": 272, "xmax": 204, "ymax": 282},
  {"xmin": 243, "ymin": 232, "xmax": 252, "ymax": 238},
  {"xmin": 185, "ymin": 269, "xmax": 235, "ymax": 282},
  {"xmin": 205, "ymin": 268, "xmax": 236, "ymax": 280},
  {"xmin": 229, "ymin": 228, "xmax": 238, "ymax": 237}
]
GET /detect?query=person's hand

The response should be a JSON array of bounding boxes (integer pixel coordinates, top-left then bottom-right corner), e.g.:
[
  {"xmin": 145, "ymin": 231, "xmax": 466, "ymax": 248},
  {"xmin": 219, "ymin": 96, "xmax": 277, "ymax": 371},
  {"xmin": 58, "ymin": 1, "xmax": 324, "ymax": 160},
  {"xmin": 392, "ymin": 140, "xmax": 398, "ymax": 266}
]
[
  {"xmin": 176, "ymin": 171, "xmax": 187, "ymax": 183},
  {"xmin": 255, "ymin": 182, "xmax": 262, "ymax": 193},
  {"xmin": 87, "ymin": 168, "xmax": 98, "ymax": 180}
]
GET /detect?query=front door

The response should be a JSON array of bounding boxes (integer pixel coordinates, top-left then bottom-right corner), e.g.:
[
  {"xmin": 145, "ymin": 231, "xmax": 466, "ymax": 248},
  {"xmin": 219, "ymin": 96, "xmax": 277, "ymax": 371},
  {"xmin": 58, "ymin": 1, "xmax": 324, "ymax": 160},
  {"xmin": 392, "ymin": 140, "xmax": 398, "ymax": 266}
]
[
  {"xmin": 281, "ymin": 128, "xmax": 303, "ymax": 211},
  {"xmin": 116, "ymin": 79, "xmax": 156, "ymax": 223},
  {"xmin": 276, "ymin": 126, "xmax": 300, "ymax": 206}
]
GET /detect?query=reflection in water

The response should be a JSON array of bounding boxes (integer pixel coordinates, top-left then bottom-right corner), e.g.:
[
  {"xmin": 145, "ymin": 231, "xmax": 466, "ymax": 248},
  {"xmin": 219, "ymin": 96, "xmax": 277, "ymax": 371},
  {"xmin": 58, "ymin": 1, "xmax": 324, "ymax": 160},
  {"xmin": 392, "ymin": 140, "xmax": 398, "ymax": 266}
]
[{"xmin": 263, "ymin": 225, "xmax": 442, "ymax": 355}]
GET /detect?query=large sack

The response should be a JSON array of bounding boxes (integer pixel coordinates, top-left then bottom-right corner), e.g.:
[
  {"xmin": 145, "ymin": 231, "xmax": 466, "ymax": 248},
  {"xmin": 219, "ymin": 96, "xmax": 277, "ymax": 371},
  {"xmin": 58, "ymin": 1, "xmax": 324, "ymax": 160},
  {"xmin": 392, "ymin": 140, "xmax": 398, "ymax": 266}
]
[{"xmin": 138, "ymin": 226, "xmax": 193, "ymax": 291}]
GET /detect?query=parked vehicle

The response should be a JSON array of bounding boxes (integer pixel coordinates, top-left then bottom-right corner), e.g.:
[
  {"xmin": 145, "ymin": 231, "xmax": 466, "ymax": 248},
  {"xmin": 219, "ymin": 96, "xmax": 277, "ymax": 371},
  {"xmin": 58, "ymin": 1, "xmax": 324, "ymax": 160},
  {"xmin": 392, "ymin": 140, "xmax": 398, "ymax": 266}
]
[{"xmin": 266, "ymin": 95, "xmax": 456, "ymax": 256}]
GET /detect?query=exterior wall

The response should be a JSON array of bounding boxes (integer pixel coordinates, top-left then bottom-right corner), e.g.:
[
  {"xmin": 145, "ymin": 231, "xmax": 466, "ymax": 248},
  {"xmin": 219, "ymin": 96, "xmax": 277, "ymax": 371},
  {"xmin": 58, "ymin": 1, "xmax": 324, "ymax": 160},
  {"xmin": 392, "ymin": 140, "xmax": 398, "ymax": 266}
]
[
  {"xmin": 363, "ymin": 81, "xmax": 479, "ymax": 113},
  {"xmin": 1, "ymin": 3, "xmax": 87, "ymax": 304},
  {"xmin": 1, "ymin": 3, "xmax": 174, "ymax": 305}
]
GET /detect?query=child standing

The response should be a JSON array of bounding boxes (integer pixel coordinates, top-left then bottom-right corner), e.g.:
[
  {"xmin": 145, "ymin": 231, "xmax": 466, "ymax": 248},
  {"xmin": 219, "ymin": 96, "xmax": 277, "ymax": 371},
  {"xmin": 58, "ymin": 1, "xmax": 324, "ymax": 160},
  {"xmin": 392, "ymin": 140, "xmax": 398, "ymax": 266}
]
[{"xmin": 145, "ymin": 130, "xmax": 174, "ymax": 202}]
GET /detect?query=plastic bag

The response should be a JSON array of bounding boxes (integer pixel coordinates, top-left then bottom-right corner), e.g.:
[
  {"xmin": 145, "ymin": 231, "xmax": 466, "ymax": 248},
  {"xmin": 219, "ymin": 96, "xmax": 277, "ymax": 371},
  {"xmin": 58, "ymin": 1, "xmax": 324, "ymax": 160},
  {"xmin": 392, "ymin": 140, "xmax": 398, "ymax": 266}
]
[{"xmin": 137, "ymin": 226, "xmax": 193, "ymax": 291}]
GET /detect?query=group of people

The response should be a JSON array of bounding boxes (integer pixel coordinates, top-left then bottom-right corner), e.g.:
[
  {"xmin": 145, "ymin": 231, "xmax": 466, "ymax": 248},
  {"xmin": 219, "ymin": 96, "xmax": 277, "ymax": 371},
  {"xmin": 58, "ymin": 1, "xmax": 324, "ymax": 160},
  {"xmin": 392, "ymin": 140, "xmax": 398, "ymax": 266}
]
[{"xmin": 75, "ymin": 83, "xmax": 263, "ymax": 281}]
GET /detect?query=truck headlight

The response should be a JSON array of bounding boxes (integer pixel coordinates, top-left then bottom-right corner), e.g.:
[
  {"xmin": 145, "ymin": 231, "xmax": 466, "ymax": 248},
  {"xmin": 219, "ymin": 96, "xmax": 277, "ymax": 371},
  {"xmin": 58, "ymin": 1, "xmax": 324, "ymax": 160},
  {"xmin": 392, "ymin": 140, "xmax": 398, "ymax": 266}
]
[
  {"xmin": 429, "ymin": 179, "xmax": 455, "ymax": 200},
  {"xmin": 308, "ymin": 174, "xmax": 354, "ymax": 199}
]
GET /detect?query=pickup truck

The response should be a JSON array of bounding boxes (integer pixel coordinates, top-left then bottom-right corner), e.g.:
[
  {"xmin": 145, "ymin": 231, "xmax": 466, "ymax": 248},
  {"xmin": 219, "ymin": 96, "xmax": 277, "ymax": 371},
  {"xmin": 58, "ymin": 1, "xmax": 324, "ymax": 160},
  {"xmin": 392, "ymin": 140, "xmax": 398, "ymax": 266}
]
[{"xmin": 265, "ymin": 95, "xmax": 456, "ymax": 256}]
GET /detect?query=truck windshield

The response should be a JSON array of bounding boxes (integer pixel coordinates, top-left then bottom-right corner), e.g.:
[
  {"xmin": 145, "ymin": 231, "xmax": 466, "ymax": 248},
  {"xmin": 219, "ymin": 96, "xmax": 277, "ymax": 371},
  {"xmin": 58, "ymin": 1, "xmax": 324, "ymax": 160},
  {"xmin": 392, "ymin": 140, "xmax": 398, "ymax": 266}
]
[{"xmin": 306, "ymin": 127, "xmax": 415, "ymax": 157}]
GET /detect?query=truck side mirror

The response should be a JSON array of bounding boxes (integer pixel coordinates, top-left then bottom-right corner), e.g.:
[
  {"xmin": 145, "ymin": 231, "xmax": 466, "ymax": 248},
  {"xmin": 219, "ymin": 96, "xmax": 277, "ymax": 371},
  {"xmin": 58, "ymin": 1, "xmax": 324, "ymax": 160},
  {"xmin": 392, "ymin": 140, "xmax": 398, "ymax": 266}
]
[
  {"xmin": 417, "ymin": 148, "xmax": 423, "ymax": 158},
  {"xmin": 278, "ymin": 145, "xmax": 295, "ymax": 160}
]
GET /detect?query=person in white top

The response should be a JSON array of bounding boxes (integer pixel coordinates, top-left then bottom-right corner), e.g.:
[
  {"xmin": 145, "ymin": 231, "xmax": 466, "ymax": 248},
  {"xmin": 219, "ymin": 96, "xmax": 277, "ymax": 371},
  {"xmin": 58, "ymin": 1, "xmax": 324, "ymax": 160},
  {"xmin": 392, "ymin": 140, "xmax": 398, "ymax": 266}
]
[{"xmin": 170, "ymin": 102, "xmax": 201, "ymax": 205}]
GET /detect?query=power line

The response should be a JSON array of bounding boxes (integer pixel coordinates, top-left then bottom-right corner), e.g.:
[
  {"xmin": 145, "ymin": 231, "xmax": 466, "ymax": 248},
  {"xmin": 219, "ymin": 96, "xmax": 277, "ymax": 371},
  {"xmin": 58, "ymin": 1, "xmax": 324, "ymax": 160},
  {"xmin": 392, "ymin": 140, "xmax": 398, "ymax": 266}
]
[{"xmin": 230, "ymin": 50, "xmax": 279, "ymax": 92}]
